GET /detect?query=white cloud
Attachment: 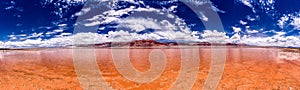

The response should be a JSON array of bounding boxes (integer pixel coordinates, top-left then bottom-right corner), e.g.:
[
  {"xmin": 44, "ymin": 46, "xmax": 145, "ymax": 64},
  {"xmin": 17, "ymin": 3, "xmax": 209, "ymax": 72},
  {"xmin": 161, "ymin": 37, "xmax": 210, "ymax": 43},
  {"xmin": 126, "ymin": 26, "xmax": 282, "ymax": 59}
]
[
  {"xmin": 154, "ymin": 31, "xmax": 194, "ymax": 40},
  {"xmin": 9, "ymin": 32, "xmax": 44, "ymax": 40},
  {"xmin": 232, "ymin": 27, "xmax": 242, "ymax": 33},
  {"xmin": 277, "ymin": 15, "xmax": 289, "ymax": 28},
  {"xmin": 2, "ymin": 32, "xmax": 100, "ymax": 48},
  {"xmin": 240, "ymin": 20, "xmax": 247, "ymax": 25},
  {"xmin": 237, "ymin": 0, "xmax": 275, "ymax": 14},
  {"xmin": 199, "ymin": 12, "xmax": 208, "ymax": 21},
  {"xmin": 277, "ymin": 13, "xmax": 300, "ymax": 30},
  {"xmin": 118, "ymin": 18, "xmax": 162, "ymax": 32},
  {"xmin": 237, "ymin": 35, "xmax": 300, "ymax": 47},
  {"xmin": 86, "ymin": 15, "xmax": 103, "ymax": 21},
  {"xmin": 4, "ymin": 38, "xmax": 43, "ymax": 48},
  {"xmin": 55, "ymin": 33, "xmax": 72, "ymax": 37},
  {"xmin": 134, "ymin": 7, "xmax": 160, "ymax": 12},
  {"xmin": 1, "ymin": 30, "xmax": 300, "ymax": 48},
  {"xmin": 45, "ymin": 29, "xmax": 64, "ymax": 35},
  {"xmin": 54, "ymin": 29, "xmax": 64, "ymax": 32},
  {"xmin": 160, "ymin": 20, "xmax": 176, "ymax": 31},
  {"xmin": 246, "ymin": 29, "xmax": 259, "ymax": 34},
  {"xmin": 211, "ymin": 5, "xmax": 225, "ymax": 13},
  {"xmin": 45, "ymin": 31, "xmax": 57, "ymax": 35},
  {"xmin": 239, "ymin": 0, "xmax": 256, "ymax": 13},
  {"xmin": 242, "ymin": 26, "xmax": 259, "ymax": 34},
  {"xmin": 58, "ymin": 24, "xmax": 67, "ymax": 27},
  {"xmin": 26, "ymin": 33, "xmax": 44, "ymax": 39},
  {"xmin": 16, "ymin": 34, "xmax": 26, "ymax": 37},
  {"xmin": 106, "ymin": 29, "xmax": 199, "ymax": 42},
  {"xmin": 0, "ymin": 41, "xmax": 4, "ymax": 48},
  {"xmin": 73, "ymin": 32, "xmax": 104, "ymax": 45},
  {"xmin": 2, "ymin": 0, "xmax": 300, "ymax": 48},
  {"xmin": 2, "ymin": 3, "xmax": 200, "ymax": 48},
  {"xmin": 0, "ymin": 28, "xmax": 201, "ymax": 48},
  {"xmin": 83, "ymin": 6, "xmax": 163, "ymax": 27},
  {"xmin": 247, "ymin": 15, "xmax": 258, "ymax": 21},
  {"xmin": 75, "ymin": 7, "xmax": 91, "ymax": 16},
  {"xmin": 168, "ymin": 6, "xmax": 178, "ymax": 12},
  {"xmin": 241, "ymin": 0, "xmax": 252, "ymax": 7},
  {"xmin": 5, "ymin": 6, "xmax": 14, "ymax": 10},
  {"xmin": 167, "ymin": 14, "xmax": 175, "ymax": 19},
  {"xmin": 230, "ymin": 33, "xmax": 241, "ymax": 41},
  {"xmin": 201, "ymin": 30, "xmax": 229, "ymax": 43},
  {"xmin": 275, "ymin": 32, "xmax": 286, "ymax": 36},
  {"xmin": 183, "ymin": 0, "xmax": 211, "ymax": 6},
  {"xmin": 84, "ymin": 21, "xmax": 101, "ymax": 26},
  {"xmin": 291, "ymin": 17, "xmax": 300, "ymax": 30},
  {"xmin": 228, "ymin": 25, "xmax": 300, "ymax": 47}
]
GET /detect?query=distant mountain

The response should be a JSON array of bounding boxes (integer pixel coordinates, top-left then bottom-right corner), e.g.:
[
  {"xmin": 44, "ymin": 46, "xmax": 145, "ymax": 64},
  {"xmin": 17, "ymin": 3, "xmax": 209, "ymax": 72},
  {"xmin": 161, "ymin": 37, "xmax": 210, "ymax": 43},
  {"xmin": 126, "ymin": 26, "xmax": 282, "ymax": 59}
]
[{"xmin": 71, "ymin": 40, "xmax": 248, "ymax": 48}]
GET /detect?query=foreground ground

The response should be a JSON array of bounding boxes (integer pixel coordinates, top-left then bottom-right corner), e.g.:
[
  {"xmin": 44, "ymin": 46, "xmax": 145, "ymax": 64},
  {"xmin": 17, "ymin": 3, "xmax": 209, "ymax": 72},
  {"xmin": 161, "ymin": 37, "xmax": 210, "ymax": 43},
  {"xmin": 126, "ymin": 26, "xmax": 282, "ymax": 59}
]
[{"xmin": 0, "ymin": 46, "xmax": 299, "ymax": 89}]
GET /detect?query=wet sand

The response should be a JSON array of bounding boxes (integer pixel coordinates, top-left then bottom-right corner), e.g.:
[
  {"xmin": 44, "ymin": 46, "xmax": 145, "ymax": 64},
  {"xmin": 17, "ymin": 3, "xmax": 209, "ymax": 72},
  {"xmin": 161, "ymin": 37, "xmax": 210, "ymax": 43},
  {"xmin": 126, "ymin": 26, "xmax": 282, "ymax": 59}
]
[{"xmin": 0, "ymin": 47, "xmax": 299, "ymax": 89}]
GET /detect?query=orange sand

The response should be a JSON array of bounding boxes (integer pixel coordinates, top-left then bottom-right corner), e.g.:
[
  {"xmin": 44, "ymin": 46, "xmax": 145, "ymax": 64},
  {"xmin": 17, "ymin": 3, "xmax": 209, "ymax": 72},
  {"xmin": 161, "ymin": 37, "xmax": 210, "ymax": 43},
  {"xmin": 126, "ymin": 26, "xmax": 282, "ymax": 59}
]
[{"xmin": 0, "ymin": 47, "xmax": 299, "ymax": 89}]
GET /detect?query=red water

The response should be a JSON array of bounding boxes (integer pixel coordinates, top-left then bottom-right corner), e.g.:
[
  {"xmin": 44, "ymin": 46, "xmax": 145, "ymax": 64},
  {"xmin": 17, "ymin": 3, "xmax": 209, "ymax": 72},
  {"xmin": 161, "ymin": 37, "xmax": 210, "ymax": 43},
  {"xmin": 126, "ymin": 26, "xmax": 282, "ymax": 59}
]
[{"xmin": 0, "ymin": 47, "xmax": 299, "ymax": 89}]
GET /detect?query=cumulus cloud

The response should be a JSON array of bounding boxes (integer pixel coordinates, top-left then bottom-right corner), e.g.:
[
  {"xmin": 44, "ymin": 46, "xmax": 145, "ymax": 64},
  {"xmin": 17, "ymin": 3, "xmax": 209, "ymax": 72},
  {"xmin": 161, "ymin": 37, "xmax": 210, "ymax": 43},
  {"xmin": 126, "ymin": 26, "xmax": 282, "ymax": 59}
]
[
  {"xmin": 230, "ymin": 33, "xmax": 241, "ymax": 41},
  {"xmin": 238, "ymin": 36, "xmax": 300, "ymax": 47},
  {"xmin": 73, "ymin": 32, "xmax": 105, "ymax": 45},
  {"xmin": 200, "ymin": 30, "xmax": 229, "ymax": 43},
  {"xmin": 227, "ymin": 25, "xmax": 300, "ymax": 47},
  {"xmin": 105, "ymin": 29, "xmax": 200, "ymax": 42},
  {"xmin": 2, "ymin": 32, "xmax": 96, "ymax": 48},
  {"xmin": 1, "ymin": 29, "xmax": 200, "ymax": 48},
  {"xmin": 0, "ymin": 41, "xmax": 4, "ymax": 48},
  {"xmin": 5, "ymin": 38, "xmax": 43, "ymax": 48},
  {"xmin": 1, "ymin": 30, "xmax": 300, "ymax": 48},
  {"xmin": 118, "ymin": 18, "xmax": 162, "ymax": 32}
]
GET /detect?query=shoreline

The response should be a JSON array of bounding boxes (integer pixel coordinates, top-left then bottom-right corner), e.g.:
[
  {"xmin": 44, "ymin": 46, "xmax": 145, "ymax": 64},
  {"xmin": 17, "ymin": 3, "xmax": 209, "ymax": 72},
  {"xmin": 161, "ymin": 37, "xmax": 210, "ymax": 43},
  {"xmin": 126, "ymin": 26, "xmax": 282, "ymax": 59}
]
[{"xmin": 1, "ymin": 45, "xmax": 299, "ymax": 50}]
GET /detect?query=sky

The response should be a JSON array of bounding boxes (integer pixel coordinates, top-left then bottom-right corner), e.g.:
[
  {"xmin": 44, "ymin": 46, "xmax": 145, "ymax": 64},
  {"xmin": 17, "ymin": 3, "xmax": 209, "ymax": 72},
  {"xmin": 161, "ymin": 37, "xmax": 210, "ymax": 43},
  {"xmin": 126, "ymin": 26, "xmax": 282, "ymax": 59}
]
[{"xmin": 0, "ymin": 0, "xmax": 300, "ymax": 48}]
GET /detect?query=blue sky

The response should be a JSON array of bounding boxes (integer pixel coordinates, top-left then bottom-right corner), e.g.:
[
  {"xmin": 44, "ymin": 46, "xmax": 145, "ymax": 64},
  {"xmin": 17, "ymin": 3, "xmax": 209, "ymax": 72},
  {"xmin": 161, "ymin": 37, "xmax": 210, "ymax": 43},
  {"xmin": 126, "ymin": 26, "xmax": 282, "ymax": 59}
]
[{"xmin": 0, "ymin": 0, "xmax": 300, "ymax": 48}]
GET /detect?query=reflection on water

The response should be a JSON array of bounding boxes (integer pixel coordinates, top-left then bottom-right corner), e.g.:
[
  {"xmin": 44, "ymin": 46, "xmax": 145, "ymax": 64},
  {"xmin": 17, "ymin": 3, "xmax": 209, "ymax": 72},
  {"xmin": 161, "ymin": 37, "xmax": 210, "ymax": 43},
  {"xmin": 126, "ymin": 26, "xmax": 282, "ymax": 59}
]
[
  {"xmin": 278, "ymin": 51, "xmax": 300, "ymax": 61},
  {"xmin": 226, "ymin": 47, "xmax": 300, "ymax": 64},
  {"xmin": 0, "ymin": 51, "xmax": 3, "ymax": 59},
  {"xmin": 0, "ymin": 47, "xmax": 299, "ymax": 89},
  {"xmin": 222, "ymin": 47, "xmax": 300, "ymax": 89}
]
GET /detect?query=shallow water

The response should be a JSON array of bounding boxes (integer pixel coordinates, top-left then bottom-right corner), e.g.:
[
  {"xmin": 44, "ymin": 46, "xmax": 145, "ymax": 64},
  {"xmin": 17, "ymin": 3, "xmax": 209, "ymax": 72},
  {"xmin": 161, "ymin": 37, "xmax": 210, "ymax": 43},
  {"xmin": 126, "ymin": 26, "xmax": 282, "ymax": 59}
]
[{"xmin": 0, "ymin": 47, "xmax": 299, "ymax": 89}]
